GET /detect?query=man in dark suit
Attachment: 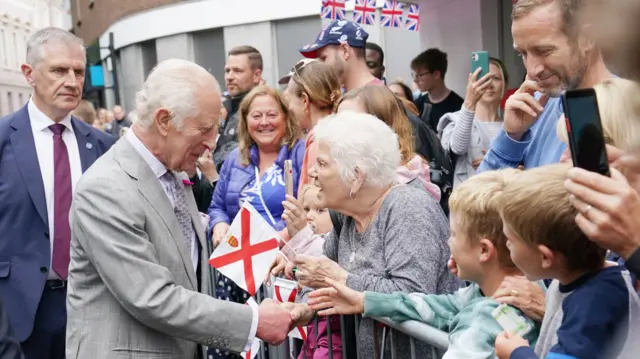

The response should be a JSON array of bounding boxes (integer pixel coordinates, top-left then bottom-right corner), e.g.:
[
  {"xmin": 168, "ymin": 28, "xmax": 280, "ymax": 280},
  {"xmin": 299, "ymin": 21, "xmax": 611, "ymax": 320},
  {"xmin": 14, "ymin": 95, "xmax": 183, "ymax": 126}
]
[{"xmin": 0, "ymin": 27, "xmax": 115, "ymax": 359}]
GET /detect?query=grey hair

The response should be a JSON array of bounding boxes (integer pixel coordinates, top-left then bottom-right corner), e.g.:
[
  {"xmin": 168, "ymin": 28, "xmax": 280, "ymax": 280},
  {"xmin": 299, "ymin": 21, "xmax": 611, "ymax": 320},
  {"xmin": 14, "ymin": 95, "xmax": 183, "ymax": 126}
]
[
  {"xmin": 135, "ymin": 59, "xmax": 221, "ymax": 129},
  {"xmin": 26, "ymin": 27, "xmax": 85, "ymax": 66},
  {"xmin": 313, "ymin": 111, "xmax": 400, "ymax": 187}
]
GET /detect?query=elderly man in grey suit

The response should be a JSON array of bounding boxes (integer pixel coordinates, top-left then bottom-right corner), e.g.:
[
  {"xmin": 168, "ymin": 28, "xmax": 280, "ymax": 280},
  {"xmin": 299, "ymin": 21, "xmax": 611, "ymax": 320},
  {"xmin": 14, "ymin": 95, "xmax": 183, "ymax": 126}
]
[{"xmin": 66, "ymin": 59, "xmax": 293, "ymax": 359}]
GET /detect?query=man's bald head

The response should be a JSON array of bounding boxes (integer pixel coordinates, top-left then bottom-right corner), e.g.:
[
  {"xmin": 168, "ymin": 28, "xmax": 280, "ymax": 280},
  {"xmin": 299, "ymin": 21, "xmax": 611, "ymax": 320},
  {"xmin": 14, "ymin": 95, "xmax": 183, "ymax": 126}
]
[{"xmin": 135, "ymin": 59, "xmax": 221, "ymax": 129}]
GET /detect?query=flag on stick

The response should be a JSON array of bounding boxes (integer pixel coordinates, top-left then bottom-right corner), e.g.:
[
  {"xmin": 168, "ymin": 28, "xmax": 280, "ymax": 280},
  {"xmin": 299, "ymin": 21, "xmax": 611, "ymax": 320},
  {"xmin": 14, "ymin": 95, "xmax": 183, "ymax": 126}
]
[
  {"xmin": 209, "ymin": 203, "xmax": 280, "ymax": 296},
  {"xmin": 273, "ymin": 277, "xmax": 308, "ymax": 341}
]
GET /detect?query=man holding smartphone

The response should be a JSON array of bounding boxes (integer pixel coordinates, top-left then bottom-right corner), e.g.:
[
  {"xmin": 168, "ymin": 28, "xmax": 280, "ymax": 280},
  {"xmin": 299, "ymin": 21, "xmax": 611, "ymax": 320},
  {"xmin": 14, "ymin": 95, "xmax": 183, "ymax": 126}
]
[{"xmin": 479, "ymin": 0, "xmax": 613, "ymax": 172}]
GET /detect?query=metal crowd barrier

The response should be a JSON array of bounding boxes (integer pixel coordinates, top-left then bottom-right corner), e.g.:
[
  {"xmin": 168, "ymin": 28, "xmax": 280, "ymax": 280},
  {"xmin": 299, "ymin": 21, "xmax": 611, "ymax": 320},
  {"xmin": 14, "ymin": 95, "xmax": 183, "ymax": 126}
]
[{"xmin": 205, "ymin": 232, "xmax": 449, "ymax": 359}]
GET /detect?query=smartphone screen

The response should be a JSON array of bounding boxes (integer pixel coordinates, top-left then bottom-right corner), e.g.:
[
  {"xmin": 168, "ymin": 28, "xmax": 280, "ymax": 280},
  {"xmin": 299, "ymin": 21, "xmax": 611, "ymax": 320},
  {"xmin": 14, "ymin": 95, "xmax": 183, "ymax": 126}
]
[
  {"xmin": 562, "ymin": 89, "xmax": 610, "ymax": 175},
  {"xmin": 284, "ymin": 160, "xmax": 294, "ymax": 197}
]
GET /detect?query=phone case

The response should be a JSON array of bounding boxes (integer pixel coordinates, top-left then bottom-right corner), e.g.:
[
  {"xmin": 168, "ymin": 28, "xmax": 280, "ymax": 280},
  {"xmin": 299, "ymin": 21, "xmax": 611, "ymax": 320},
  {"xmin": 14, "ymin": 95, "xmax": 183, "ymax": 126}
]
[{"xmin": 471, "ymin": 51, "xmax": 490, "ymax": 79}]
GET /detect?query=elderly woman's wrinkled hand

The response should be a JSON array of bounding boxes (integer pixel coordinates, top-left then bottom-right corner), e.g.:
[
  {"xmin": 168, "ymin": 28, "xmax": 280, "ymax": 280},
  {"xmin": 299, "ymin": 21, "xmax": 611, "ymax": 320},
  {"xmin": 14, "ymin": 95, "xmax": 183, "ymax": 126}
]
[
  {"xmin": 492, "ymin": 276, "xmax": 546, "ymax": 322},
  {"xmin": 308, "ymin": 278, "xmax": 365, "ymax": 316},
  {"xmin": 565, "ymin": 166, "xmax": 640, "ymax": 260},
  {"xmin": 294, "ymin": 255, "xmax": 348, "ymax": 289},
  {"xmin": 282, "ymin": 195, "xmax": 307, "ymax": 238}
]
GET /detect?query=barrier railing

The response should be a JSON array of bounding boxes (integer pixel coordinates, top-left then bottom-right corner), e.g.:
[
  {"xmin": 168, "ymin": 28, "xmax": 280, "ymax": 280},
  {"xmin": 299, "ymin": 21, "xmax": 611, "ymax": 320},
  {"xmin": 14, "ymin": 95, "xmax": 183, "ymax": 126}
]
[{"xmin": 206, "ymin": 235, "xmax": 449, "ymax": 359}]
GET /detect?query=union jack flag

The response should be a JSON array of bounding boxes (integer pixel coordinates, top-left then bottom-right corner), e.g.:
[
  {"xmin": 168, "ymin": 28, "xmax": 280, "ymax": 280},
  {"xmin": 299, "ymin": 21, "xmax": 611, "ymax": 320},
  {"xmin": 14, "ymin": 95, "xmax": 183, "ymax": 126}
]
[
  {"xmin": 353, "ymin": 0, "xmax": 377, "ymax": 25},
  {"xmin": 406, "ymin": 3, "xmax": 420, "ymax": 31},
  {"xmin": 380, "ymin": 0, "xmax": 405, "ymax": 28},
  {"xmin": 321, "ymin": 0, "xmax": 346, "ymax": 20}
]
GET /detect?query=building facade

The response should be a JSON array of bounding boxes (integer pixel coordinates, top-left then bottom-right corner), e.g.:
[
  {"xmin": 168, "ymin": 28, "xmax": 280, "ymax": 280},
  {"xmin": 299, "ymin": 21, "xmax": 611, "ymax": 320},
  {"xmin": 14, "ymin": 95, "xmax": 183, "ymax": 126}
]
[
  {"xmin": 0, "ymin": 0, "xmax": 72, "ymax": 116},
  {"xmin": 70, "ymin": 0, "xmax": 524, "ymax": 111}
]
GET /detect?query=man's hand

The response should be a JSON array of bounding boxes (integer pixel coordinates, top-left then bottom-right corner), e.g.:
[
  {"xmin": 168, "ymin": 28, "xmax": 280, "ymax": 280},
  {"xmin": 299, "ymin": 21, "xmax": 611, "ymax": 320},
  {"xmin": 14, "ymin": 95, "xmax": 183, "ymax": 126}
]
[
  {"xmin": 308, "ymin": 278, "xmax": 365, "ymax": 316},
  {"xmin": 495, "ymin": 331, "xmax": 530, "ymax": 359},
  {"xmin": 281, "ymin": 195, "xmax": 307, "ymax": 238},
  {"xmin": 255, "ymin": 298, "xmax": 294, "ymax": 345},
  {"xmin": 503, "ymin": 80, "xmax": 548, "ymax": 140}
]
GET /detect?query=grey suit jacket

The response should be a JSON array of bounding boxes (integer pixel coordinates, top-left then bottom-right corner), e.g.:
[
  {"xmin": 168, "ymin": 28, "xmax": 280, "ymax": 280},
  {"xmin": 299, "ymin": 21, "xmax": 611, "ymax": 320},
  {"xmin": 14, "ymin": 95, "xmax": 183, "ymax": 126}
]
[{"xmin": 66, "ymin": 138, "xmax": 254, "ymax": 359}]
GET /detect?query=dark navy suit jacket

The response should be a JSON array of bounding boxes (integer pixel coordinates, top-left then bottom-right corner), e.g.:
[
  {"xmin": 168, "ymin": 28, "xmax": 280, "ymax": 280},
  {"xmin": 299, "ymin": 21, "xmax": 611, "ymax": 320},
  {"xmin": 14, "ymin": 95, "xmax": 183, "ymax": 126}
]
[{"xmin": 0, "ymin": 105, "xmax": 115, "ymax": 341}]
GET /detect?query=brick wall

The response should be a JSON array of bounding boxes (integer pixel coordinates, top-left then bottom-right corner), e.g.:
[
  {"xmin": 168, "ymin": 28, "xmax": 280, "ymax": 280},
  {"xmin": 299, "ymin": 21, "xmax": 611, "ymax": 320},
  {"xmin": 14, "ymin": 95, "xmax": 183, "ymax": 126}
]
[{"xmin": 71, "ymin": 0, "xmax": 182, "ymax": 44}]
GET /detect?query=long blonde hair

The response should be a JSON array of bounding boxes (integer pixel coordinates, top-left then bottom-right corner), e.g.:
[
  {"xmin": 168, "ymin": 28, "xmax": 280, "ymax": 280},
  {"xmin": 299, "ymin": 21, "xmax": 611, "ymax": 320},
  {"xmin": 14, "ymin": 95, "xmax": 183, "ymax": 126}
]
[
  {"xmin": 339, "ymin": 85, "xmax": 415, "ymax": 164},
  {"xmin": 238, "ymin": 85, "xmax": 301, "ymax": 165},
  {"xmin": 557, "ymin": 78, "xmax": 640, "ymax": 152}
]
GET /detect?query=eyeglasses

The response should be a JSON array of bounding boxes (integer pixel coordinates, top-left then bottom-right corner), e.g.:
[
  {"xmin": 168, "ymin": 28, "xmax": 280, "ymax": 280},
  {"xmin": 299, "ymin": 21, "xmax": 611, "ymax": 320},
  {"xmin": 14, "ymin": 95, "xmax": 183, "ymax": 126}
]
[{"xmin": 411, "ymin": 71, "xmax": 431, "ymax": 81}]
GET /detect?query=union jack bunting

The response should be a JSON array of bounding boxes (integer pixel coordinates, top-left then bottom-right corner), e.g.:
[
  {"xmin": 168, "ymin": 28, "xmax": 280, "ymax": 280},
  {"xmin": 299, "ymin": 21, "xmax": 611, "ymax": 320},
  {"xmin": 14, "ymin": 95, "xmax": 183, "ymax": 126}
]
[
  {"xmin": 353, "ymin": 0, "xmax": 377, "ymax": 26},
  {"xmin": 321, "ymin": 0, "xmax": 346, "ymax": 20},
  {"xmin": 406, "ymin": 3, "xmax": 420, "ymax": 31},
  {"xmin": 380, "ymin": 0, "xmax": 405, "ymax": 28}
]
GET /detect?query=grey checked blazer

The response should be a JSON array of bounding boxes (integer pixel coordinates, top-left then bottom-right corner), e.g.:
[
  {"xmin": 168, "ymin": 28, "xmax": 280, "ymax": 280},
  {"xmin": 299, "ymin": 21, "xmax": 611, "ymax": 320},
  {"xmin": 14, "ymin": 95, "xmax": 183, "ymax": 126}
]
[{"xmin": 66, "ymin": 138, "xmax": 253, "ymax": 359}]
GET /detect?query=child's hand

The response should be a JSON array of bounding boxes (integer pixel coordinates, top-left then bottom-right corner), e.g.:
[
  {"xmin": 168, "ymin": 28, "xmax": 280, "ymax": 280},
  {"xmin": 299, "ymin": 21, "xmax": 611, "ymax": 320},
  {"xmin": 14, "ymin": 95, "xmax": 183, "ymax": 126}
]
[
  {"xmin": 282, "ymin": 195, "xmax": 307, "ymax": 238},
  {"xmin": 307, "ymin": 278, "xmax": 365, "ymax": 315},
  {"xmin": 495, "ymin": 331, "xmax": 529, "ymax": 359}
]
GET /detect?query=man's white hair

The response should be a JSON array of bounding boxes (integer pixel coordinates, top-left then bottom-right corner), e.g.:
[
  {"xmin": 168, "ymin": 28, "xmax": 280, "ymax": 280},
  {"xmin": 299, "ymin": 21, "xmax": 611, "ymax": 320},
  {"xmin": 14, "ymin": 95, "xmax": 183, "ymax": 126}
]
[
  {"xmin": 313, "ymin": 111, "xmax": 400, "ymax": 187},
  {"xmin": 26, "ymin": 27, "xmax": 85, "ymax": 66},
  {"xmin": 135, "ymin": 59, "xmax": 220, "ymax": 129}
]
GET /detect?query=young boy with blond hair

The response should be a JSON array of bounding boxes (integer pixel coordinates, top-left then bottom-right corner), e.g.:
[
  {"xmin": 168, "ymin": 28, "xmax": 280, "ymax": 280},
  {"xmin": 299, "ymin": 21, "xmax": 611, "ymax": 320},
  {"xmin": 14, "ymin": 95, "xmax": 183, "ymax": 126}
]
[
  {"xmin": 307, "ymin": 169, "xmax": 539, "ymax": 359},
  {"xmin": 495, "ymin": 163, "xmax": 640, "ymax": 359}
]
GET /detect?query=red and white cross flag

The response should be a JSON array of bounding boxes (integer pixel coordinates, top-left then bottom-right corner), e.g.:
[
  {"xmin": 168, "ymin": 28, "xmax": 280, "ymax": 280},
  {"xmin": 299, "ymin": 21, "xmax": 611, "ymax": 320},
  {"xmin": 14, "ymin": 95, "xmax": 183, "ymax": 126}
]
[
  {"xmin": 273, "ymin": 277, "xmax": 308, "ymax": 341},
  {"xmin": 241, "ymin": 298, "xmax": 261, "ymax": 359},
  {"xmin": 209, "ymin": 203, "xmax": 280, "ymax": 296}
]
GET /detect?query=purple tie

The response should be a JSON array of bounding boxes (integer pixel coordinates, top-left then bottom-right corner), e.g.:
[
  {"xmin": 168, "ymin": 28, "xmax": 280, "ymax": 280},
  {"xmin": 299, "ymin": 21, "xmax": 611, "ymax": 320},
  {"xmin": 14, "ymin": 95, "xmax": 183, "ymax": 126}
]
[{"xmin": 50, "ymin": 124, "xmax": 72, "ymax": 280}]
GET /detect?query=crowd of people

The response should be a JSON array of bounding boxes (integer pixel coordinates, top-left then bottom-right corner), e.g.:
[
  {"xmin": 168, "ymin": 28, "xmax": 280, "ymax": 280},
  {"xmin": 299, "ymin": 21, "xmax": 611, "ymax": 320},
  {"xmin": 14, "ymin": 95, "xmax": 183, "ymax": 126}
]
[{"xmin": 2, "ymin": 0, "xmax": 640, "ymax": 359}]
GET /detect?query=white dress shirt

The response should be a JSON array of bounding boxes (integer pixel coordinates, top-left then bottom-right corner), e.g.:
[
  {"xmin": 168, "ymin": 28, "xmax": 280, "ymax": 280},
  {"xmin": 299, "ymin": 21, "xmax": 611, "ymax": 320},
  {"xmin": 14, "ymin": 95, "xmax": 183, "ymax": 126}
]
[
  {"xmin": 28, "ymin": 99, "xmax": 83, "ymax": 280},
  {"xmin": 125, "ymin": 130, "xmax": 259, "ymax": 351}
]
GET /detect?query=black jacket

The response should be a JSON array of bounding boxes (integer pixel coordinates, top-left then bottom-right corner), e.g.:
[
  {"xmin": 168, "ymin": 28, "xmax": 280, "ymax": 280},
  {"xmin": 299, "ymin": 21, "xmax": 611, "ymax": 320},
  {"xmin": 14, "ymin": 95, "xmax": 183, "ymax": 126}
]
[{"xmin": 213, "ymin": 93, "xmax": 247, "ymax": 169}]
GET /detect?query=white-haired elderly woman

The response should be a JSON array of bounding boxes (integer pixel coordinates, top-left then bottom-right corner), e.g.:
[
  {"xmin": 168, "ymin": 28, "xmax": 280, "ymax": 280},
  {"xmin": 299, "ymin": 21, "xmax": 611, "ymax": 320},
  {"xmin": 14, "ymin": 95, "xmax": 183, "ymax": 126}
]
[{"xmin": 286, "ymin": 111, "xmax": 461, "ymax": 359}]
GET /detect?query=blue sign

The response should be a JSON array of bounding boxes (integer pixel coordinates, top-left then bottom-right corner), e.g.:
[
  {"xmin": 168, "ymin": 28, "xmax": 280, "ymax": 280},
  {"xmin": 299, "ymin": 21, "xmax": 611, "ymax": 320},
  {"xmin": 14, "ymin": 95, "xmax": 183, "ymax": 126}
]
[{"xmin": 89, "ymin": 65, "xmax": 105, "ymax": 87}]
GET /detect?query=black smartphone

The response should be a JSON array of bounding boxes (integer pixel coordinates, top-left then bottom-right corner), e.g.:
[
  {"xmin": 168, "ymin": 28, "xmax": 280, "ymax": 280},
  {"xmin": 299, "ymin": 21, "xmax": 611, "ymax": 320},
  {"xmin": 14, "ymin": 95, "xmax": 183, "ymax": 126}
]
[{"xmin": 561, "ymin": 89, "xmax": 610, "ymax": 176}]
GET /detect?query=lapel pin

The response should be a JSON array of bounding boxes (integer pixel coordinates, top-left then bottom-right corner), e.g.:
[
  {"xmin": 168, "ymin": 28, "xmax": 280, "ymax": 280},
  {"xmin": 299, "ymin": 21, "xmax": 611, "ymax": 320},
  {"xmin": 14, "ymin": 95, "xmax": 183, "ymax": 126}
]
[{"xmin": 86, "ymin": 143, "xmax": 93, "ymax": 150}]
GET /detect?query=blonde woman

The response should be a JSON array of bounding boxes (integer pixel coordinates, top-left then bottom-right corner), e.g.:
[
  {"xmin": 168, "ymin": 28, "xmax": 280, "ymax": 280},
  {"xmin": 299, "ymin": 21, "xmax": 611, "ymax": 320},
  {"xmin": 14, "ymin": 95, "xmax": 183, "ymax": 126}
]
[
  {"xmin": 207, "ymin": 86, "xmax": 304, "ymax": 359},
  {"xmin": 282, "ymin": 59, "xmax": 342, "ymax": 190},
  {"xmin": 437, "ymin": 57, "xmax": 509, "ymax": 187}
]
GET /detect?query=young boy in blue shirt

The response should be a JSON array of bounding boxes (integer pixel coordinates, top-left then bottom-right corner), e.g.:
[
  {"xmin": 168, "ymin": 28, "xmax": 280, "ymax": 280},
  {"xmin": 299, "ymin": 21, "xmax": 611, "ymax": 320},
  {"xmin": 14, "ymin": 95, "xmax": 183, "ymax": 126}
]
[{"xmin": 495, "ymin": 163, "xmax": 640, "ymax": 359}]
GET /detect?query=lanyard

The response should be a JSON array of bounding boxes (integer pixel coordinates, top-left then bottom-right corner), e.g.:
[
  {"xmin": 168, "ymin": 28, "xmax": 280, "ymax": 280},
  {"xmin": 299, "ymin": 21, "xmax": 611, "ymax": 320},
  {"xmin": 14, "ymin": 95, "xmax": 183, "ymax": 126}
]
[{"xmin": 253, "ymin": 166, "xmax": 277, "ymax": 226}]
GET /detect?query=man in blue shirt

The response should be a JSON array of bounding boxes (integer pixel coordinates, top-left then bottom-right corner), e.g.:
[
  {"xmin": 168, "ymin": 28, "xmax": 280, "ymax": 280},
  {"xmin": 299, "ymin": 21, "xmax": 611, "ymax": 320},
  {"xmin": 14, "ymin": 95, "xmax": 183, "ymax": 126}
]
[{"xmin": 479, "ymin": 0, "xmax": 612, "ymax": 172}]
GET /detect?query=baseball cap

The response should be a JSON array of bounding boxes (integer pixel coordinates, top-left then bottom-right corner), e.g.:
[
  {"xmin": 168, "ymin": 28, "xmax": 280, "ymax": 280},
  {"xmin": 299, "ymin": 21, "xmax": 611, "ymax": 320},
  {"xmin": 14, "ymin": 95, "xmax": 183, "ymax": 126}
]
[
  {"xmin": 300, "ymin": 20, "xmax": 369, "ymax": 59},
  {"xmin": 278, "ymin": 58, "xmax": 317, "ymax": 85}
]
